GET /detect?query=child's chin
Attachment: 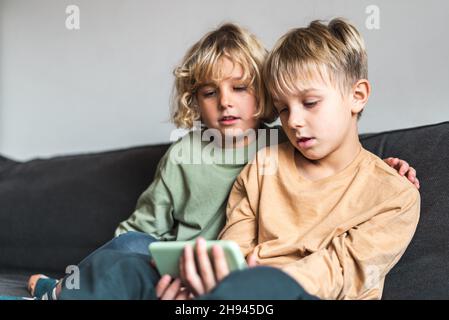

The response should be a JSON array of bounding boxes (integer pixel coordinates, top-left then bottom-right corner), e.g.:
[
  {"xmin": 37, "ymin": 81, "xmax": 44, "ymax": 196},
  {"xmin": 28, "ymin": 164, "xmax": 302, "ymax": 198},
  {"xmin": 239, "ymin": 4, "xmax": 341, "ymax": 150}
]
[
  {"xmin": 295, "ymin": 147, "xmax": 322, "ymax": 161},
  {"xmin": 221, "ymin": 127, "xmax": 253, "ymax": 138}
]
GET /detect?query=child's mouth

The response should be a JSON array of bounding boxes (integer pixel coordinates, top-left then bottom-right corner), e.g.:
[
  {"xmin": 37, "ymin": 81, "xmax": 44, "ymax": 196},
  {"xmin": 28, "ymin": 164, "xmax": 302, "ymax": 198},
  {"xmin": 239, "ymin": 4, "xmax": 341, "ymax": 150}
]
[
  {"xmin": 297, "ymin": 137, "xmax": 315, "ymax": 149},
  {"xmin": 219, "ymin": 116, "xmax": 240, "ymax": 125}
]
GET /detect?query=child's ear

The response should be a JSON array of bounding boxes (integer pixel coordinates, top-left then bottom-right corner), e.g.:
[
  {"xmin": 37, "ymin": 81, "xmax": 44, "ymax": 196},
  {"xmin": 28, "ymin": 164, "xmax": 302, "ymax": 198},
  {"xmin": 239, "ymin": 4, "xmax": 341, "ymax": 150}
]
[{"xmin": 350, "ymin": 79, "xmax": 371, "ymax": 114}]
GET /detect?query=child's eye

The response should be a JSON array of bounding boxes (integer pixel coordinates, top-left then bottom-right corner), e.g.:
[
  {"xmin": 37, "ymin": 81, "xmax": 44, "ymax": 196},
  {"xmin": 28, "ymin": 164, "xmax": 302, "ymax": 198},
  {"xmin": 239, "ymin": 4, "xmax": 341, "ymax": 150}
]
[
  {"xmin": 304, "ymin": 101, "xmax": 318, "ymax": 108},
  {"xmin": 202, "ymin": 90, "xmax": 216, "ymax": 98},
  {"xmin": 277, "ymin": 107, "xmax": 289, "ymax": 115},
  {"xmin": 234, "ymin": 86, "xmax": 248, "ymax": 92}
]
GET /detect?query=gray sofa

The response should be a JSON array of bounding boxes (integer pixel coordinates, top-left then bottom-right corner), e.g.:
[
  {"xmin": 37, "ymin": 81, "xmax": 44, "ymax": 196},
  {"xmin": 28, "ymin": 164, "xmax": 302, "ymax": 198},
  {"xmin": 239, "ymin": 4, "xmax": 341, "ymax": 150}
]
[{"xmin": 1, "ymin": 122, "xmax": 448, "ymax": 299}]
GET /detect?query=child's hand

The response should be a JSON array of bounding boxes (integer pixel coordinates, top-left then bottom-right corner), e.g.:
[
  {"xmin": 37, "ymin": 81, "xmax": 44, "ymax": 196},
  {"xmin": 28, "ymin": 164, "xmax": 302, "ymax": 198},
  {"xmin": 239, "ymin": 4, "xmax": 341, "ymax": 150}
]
[
  {"xmin": 246, "ymin": 252, "xmax": 258, "ymax": 267},
  {"xmin": 383, "ymin": 157, "xmax": 420, "ymax": 189},
  {"xmin": 155, "ymin": 274, "xmax": 191, "ymax": 300},
  {"xmin": 179, "ymin": 237, "xmax": 231, "ymax": 297},
  {"xmin": 179, "ymin": 237, "xmax": 257, "ymax": 298},
  {"xmin": 179, "ymin": 238, "xmax": 222, "ymax": 297}
]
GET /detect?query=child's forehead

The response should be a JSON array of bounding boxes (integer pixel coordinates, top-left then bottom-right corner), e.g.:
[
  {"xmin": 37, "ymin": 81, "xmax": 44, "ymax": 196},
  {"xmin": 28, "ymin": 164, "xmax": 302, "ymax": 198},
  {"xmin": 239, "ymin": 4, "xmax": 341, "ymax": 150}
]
[
  {"xmin": 272, "ymin": 76, "xmax": 331, "ymax": 101},
  {"xmin": 269, "ymin": 60, "xmax": 342, "ymax": 101},
  {"xmin": 197, "ymin": 58, "xmax": 250, "ymax": 86}
]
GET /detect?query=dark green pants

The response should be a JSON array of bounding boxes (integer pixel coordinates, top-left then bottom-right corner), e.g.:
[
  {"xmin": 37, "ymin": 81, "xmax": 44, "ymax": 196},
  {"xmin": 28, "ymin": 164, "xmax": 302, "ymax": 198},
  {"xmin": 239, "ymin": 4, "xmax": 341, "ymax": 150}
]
[{"xmin": 59, "ymin": 249, "xmax": 317, "ymax": 300}]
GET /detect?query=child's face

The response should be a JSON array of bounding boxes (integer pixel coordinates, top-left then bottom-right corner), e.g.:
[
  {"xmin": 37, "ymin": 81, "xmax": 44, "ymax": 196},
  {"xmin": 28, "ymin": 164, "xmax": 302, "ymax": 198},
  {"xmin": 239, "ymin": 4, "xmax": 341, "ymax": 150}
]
[
  {"xmin": 196, "ymin": 57, "xmax": 259, "ymax": 146},
  {"xmin": 273, "ymin": 78, "xmax": 361, "ymax": 161}
]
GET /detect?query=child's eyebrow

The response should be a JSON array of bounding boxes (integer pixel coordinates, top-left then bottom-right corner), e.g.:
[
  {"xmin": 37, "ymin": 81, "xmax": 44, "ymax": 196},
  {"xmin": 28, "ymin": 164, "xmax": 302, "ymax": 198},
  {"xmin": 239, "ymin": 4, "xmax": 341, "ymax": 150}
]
[
  {"xmin": 229, "ymin": 76, "xmax": 246, "ymax": 82},
  {"xmin": 198, "ymin": 83, "xmax": 216, "ymax": 89},
  {"xmin": 199, "ymin": 76, "xmax": 247, "ymax": 87}
]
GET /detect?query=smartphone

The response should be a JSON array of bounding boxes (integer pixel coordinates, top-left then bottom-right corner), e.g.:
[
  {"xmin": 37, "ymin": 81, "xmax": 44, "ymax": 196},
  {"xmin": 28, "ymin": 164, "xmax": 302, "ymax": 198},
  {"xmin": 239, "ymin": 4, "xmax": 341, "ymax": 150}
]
[{"xmin": 148, "ymin": 240, "xmax": 247, "ymax": 277}]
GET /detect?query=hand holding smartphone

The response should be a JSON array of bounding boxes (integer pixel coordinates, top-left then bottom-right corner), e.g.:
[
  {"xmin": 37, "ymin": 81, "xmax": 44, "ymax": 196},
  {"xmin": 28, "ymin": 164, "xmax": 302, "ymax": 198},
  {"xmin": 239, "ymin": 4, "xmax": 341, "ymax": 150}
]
[{"xmin": 149, "ymin": 240, "xmax": 247, "ymax": 277}]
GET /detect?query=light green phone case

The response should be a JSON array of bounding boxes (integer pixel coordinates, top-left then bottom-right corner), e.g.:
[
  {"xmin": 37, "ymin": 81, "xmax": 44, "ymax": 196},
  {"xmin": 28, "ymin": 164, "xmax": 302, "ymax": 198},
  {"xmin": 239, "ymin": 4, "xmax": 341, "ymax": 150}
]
[{"xmin": 149, "ymin": 240, "xmax": 247, "ymax": 277}]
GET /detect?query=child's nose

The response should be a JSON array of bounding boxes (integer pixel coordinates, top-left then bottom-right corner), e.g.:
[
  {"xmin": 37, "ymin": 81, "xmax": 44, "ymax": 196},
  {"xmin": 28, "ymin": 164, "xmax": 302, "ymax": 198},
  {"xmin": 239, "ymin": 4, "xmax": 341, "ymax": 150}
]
[
  {"xmin": 219, "ymin": 92, "xmax": 233, "ymax": 109},
  {"xmin": 288, "ymin": 110, "xmax": 305, "ymax": 128}
]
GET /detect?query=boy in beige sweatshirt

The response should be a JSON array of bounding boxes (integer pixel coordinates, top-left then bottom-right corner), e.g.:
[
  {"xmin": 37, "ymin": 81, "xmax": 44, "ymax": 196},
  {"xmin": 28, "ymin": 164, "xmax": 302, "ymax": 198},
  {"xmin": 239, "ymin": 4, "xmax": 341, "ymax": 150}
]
[{"xmin": 167, "ymin": 18, "xmax": 420, "ymax": 300}]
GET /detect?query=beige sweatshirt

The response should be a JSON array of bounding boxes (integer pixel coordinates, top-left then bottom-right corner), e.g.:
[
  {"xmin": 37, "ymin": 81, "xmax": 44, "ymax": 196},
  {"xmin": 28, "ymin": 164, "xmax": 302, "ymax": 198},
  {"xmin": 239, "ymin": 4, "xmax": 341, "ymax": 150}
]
[{"xmin": 219, "ymin": 142, "xmax": 420, "ymax": 300}]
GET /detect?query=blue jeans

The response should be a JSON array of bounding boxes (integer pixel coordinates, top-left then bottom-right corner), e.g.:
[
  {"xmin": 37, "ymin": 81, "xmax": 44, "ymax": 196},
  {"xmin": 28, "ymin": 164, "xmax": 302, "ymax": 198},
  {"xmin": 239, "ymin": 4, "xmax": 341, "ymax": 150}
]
[
  {"xmin": 59, "ymin": 233, "xmax": 318, "ymax": 300},
  {"xmin": 59, "ymin": 249, "xmax": 160, "ymax": 299},
  {"xmin": 61, "ymin": 253, "xmax": 316, "ymax": 300},
  {"xmin": 57, "ymin": 231, "xmax": 157, "ymax": 299},
  {"xmin": 199, "ymin": 267, "xmax": 319, "ymax": 300},
  {"xmin": 79, "ymin": 231, "xmax": 157, "ymax": 266}
]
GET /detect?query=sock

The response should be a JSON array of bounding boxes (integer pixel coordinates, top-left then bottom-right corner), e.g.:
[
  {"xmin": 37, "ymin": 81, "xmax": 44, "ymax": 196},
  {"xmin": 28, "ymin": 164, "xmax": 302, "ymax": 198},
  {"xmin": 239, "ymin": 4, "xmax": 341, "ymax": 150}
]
[{"xmin": 33, "ymin": 277, "xmax": 59, "ymax": 300}]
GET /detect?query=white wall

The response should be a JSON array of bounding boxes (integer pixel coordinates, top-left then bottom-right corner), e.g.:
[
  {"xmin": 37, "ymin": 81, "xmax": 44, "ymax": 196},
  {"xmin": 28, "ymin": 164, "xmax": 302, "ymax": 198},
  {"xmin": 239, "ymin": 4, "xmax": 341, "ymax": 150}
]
[{"xmin": 1, "ymin": 0, "xmax": 448, "ymax": 161}]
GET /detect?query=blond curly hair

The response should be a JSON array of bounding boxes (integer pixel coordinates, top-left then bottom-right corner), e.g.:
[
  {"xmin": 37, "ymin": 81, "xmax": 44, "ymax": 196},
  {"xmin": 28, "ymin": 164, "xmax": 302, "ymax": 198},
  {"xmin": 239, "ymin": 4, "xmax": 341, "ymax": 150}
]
[{"xmin": 171, "ymin": 23, "xmax": 277, "ymax": 129}]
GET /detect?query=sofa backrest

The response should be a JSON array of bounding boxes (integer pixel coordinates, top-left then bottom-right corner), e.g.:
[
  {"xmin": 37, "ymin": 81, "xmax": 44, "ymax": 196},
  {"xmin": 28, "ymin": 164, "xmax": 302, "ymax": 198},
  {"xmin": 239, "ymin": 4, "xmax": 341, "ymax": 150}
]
[
  {"xmin": 0, "ymin": 144, "xmax": 169, "ymax": 275},
  {"xmin": 361, "ymin": 121, "xmax": 449, "ymax": 299}
]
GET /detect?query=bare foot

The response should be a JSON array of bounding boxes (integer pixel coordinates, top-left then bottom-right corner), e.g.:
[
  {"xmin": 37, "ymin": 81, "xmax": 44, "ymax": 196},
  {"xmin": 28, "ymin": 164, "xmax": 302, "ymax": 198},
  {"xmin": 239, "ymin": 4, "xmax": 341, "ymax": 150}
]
[{"xmin": 27, "ymin": 274, "xmax": 48, "ymax": 296}]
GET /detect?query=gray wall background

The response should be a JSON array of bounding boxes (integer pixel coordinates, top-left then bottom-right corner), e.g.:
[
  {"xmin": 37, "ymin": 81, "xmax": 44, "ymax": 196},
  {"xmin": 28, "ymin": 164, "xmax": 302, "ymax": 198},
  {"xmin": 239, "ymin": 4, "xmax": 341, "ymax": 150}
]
[{"xmin": 1, "ymin": 0, "xmax": 448, "ymax": 161}]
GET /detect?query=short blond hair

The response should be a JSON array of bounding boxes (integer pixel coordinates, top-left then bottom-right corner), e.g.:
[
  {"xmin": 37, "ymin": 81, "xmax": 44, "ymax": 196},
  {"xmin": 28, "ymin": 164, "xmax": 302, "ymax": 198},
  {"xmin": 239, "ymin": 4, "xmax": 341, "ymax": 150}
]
[
  {"xmin": 171, "ymin": 23, "xmax": 276, "ymax": 129},
  {"xmin": 264, "ymin": 18, "xmax": 368, "ymax": 118}
]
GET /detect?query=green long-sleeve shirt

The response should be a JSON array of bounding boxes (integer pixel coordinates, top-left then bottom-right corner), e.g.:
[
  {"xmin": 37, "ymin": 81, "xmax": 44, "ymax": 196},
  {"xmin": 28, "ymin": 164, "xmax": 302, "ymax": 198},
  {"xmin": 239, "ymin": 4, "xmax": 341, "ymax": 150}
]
[{"xmin": 115, "ymin": 127, "xmax": 284, "ymax": 241}]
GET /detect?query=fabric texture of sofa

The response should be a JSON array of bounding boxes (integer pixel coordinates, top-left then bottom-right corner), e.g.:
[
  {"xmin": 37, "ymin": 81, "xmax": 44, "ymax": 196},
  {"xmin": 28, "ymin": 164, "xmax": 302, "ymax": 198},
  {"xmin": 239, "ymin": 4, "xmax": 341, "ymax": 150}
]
[{"xmin": 0, "ymin": 122, "xmax": 448, "ymax": 299}]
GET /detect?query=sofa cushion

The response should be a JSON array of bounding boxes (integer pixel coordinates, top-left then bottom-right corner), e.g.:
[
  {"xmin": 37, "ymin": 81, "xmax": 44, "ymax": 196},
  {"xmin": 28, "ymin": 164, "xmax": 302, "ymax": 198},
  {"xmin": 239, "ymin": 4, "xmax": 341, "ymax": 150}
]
[
  {"xmin": 0, "ymin": 144, "xmax": 169, "ymax": 274},
  {"xmin": 360, "ymin": 121, "xmax": 449, "ymax": 299},
  {"xmin": 0, "ymin": 274, "xmax": 32, "ymax": 297}
]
